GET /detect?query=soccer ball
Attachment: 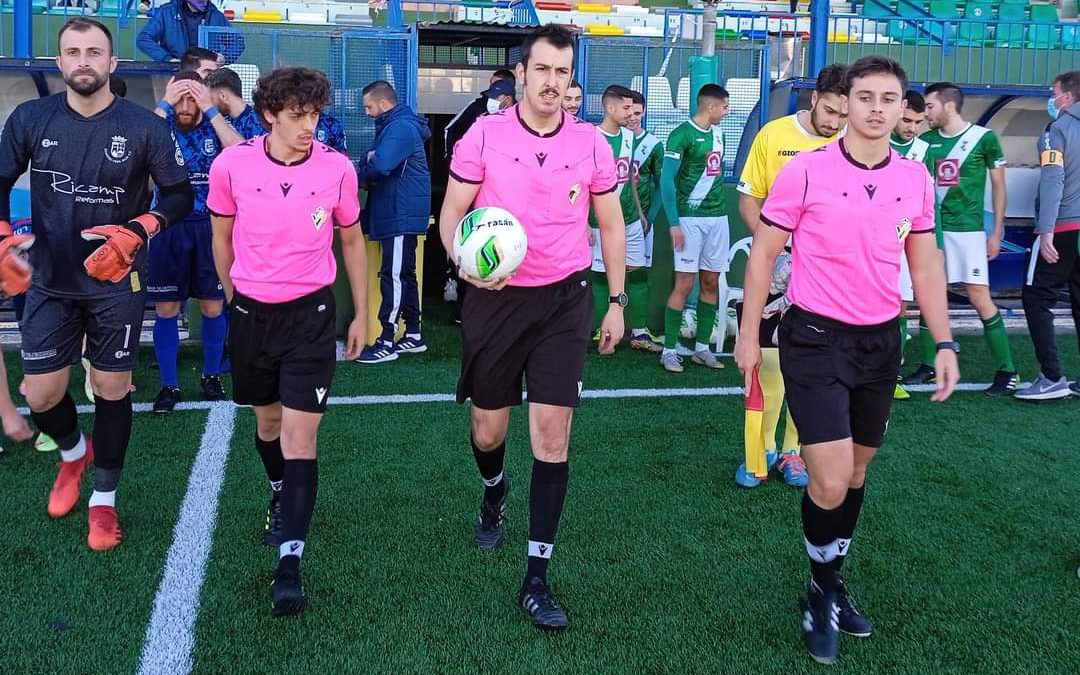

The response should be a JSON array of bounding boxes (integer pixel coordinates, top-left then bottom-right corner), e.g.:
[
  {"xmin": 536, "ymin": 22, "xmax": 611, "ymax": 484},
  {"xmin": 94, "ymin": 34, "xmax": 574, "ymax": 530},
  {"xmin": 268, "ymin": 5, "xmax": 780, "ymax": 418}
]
[
  {"xmin": 680, "ymin": 308, "xmax": 697, "ymax": 339},
  {"xmin": 453, "ymin": 206, "xmax": 528, "ymax": 280}
]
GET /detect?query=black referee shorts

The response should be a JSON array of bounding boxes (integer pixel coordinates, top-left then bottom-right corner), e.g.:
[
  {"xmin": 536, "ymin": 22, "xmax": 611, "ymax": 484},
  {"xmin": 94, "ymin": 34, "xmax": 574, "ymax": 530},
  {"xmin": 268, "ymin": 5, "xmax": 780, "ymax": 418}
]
[
  {"xmin": 229, "ymin": 287, "xmax": 336, "ymax": 414},
  {"xmin": 778, "ymin": 305, "xmax": 901, "ymax": 448},
  {"xmin": 457, "ymin": 270, "xmax": 593, "ymax": 410}
]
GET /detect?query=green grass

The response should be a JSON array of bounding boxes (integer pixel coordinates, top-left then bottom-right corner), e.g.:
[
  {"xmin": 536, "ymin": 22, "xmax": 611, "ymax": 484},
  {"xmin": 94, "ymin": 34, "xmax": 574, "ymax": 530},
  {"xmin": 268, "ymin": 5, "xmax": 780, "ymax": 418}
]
[{"xmin": 1, "ymin": 306, "xmax": 1079, "ymax": 673}]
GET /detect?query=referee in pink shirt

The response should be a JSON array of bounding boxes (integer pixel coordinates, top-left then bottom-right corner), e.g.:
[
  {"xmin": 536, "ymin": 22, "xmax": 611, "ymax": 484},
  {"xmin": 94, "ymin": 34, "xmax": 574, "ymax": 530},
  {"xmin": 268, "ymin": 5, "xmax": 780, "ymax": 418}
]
[
  {"xmin": 439, "ymin": 24, "xmax": 626, "ymax": 630},
  {"xmin": 736, "ymin": 56, "xmax": 959, "ymax": 665},
  {"xmin": 208, "ymin": 67, "xmax": 368, "ymax": 617}
]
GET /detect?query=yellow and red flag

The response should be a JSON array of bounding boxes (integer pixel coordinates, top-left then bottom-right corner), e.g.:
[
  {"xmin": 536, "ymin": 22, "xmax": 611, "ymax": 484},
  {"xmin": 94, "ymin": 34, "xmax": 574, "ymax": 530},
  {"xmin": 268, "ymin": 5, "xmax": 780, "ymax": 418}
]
[{"xmin": 744, "ymin": 367, "xmax": 769, "ymax": 479}]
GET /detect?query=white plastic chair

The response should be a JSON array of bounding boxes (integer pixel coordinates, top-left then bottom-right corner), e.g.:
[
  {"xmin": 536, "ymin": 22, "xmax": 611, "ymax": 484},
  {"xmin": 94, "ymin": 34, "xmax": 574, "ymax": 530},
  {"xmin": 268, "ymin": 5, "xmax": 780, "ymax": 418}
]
[{"xmin": 225, "ymin": 63, "xmax": 260, "ymax": 103}]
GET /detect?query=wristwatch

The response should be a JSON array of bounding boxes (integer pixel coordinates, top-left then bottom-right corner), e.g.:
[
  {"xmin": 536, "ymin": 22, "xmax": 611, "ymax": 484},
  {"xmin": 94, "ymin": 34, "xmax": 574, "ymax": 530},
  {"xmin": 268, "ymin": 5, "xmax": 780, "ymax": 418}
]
[
  {"xmin": 936, "ymin": 341, "xmax": 960, "ymax": 353},
  {"xmin": 609, "ymin": 292, "xmax": 628, "ymax": 307}
]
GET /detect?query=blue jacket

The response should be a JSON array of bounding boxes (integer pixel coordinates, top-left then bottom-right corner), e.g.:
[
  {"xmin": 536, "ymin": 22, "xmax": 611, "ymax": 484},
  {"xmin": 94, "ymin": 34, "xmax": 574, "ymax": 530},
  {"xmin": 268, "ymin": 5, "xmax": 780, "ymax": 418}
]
[
  {"xmin": 137, "ymin": 0, "xmax": 241, "ymax": 62},
  {"xmin": 357, "ymin": 104, "xmax": 432, "ymax": 241}
]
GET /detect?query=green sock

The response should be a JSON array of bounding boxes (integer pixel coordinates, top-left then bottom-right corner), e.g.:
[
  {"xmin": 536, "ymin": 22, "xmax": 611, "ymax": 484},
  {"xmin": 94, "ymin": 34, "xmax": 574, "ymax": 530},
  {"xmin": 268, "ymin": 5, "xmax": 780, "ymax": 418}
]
[
  {"xmin": 695, "ymin": 301, "xmax": 718, "ymax": 351},
  {"xmin": 982, "ymin": 311, "xmax": 1015, "ymax": 372},
  {"xmin": 627, "ymin": 268, "xmax": 650, "ymax": 332},
  {"xmin": 591, "ymin": 271, "xmax": 608, "ymax": 330},
  {"xmin": 918, "ymin": 317, "xmax": 936, "ymax": 367},
  {"xmin": 664, "ymin": 306, "xmax": 682, "ymax": 350}
]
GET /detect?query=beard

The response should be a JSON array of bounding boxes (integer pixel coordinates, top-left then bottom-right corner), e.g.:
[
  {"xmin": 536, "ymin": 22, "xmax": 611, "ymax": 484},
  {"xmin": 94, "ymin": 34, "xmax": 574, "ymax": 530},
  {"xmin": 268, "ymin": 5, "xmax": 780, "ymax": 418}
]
[
  {"xmin": 809, "ymin": 105, "xmax": 836, "ymax": 136},
  {"xmin": 64, "ymin": 69, "xmax": 109, "ymax": 97}
]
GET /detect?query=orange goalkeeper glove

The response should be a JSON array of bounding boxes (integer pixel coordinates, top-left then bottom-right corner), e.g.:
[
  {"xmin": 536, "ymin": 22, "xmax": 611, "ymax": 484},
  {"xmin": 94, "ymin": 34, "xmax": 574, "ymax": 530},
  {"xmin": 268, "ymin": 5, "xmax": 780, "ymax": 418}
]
[
  {"xmin": 82, "ymin": 213, "xmax": 161, "ymax": 284},
  {"xmin": 0, "ymin": 220, "xmax": 34, "ymax": 297}
]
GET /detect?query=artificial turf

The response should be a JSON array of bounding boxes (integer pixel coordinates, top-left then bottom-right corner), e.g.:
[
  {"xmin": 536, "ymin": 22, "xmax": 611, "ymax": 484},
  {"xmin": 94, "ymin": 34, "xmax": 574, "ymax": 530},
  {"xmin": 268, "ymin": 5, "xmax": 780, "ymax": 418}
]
[{"xmin": 1, "ymin": 307, "xmax": 1078, "ymax": 674}]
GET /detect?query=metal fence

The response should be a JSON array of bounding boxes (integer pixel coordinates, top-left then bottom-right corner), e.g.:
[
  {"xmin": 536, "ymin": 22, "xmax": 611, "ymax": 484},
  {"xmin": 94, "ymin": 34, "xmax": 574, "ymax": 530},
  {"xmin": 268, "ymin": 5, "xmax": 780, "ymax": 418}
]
[
  {"xmin": 387, "ymin": 0, "xmax": 537, "ymax": 28},
  {"xmin": 201, "ymin": 25, "xmax": 417, "ymax": 163},
  {"xmin": 824, "ymin": 13, "xmax": 1080, "ymax": 86},
  {"xmin": 577, "ymin": 36, "xmax": 770, "ymax": 181},
  {"xmin": 0, "ymin": 2, "xmax": 145, "ymax": 60}
]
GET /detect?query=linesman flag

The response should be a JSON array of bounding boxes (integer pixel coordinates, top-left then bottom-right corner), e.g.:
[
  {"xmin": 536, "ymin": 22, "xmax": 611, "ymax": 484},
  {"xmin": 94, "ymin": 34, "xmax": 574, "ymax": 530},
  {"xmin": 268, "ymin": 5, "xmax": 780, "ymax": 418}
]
[{"xmin": 744, "ymin": 366, "xmax": 769, "ymax": 479}]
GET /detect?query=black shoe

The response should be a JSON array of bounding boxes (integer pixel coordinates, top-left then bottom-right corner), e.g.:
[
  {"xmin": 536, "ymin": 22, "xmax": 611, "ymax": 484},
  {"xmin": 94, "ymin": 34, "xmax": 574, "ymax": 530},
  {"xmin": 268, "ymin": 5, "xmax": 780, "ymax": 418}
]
[
  {"xmin": 835, "ymin": 574, "xmax": 873, "ymax": 638},
  {"xmin": 901, "ymin": 364, "xmax": 935, "ymax": 386},
  {"xmin": 263, "ymin": 491, "xmax": 283, "ymax": 547},
  {"xmin": 474, "ymin": 478, "xmax": 510, "ymax": 550},
  {"xmin": 152, "ymin": 386, "xmax": 181, "ymax": 414},
  {"xmin": 200, "ymin": 375, "xmax": 226, "ymax": 401},
  {"xmin": 271, "ymin": 558, "xmax": 308, "ymax": 617},
  {"xmin": 801, "ymin": 580, "xmax": 840, "ymax": 665},
  {"xmin": 984, "ymin": 370, "xmax": 1019, "ymax": 397},
  {"xmin": 519, "ymin": 576, "xmax": 568, "ymax": 630}
]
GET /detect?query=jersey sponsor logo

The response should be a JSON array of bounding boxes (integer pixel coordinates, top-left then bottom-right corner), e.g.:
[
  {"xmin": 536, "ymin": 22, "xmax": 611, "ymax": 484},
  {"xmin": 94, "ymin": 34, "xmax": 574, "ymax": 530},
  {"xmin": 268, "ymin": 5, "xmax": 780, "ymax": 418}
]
[
  {"xmin": 705, "ymin": 150, "xmax": 723, "ymax": 177},
  {"xmin": 615, "ymin": 157, "xmax": 631, "ymax": 184},
  {"xmin": 777, "ymin": 149, "xmax": 800, "ymax": 157},
  {"xmin": 202, "ymin": 138, "xmax": 216, "ymax": 156},
  {"xmin": 106, "ymin": 135, "xmax": 131, "ymax": 164},
  {"xmin": 568, "ymin": 183, "xmax": 581, "ymax": 205},
  {"xmin": 311, "ymin": 205, "xmax": 328, "ymax": 231},
  {"xmin": 41, "ymin": 138, "xmax": 59, "ymax": 148},
  {"xmin": 114, "ymin": 349, "xmax": 131, "ymax": 359},
  {"xmin": 31, "ymin": 169, "xmax": 125, "ymax": 206},
  {"xmin": 935, "ymin": 158, "xmax": 960, "ymax": 186}
]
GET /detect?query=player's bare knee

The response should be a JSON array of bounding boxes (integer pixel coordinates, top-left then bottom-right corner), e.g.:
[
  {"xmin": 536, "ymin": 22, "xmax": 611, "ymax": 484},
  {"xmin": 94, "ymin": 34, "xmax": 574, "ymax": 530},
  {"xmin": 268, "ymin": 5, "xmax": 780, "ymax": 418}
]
[
  {"xmin": 255, "ymin": 408, "xmax": 283, "ymax": 441},
  {"xmin": 471, "ymin": 420, "xmax": 507, "ymax": 451},
  {"xmin": 91, "ymin": 371, "xmax": 132, "ymax": 400},
  {"xmin": 699, "ymin": 272, "xmax": 720, "ymax": 297},
  {"xmin": 808, "ymin": 477, "xmax": 849, "ymax": 509},
  {"xmin": 280, "ymin": 435, "xmax": 317, "ymax": 460},
  {"xmin": 155, "ymin": 302, "xmax": 181, "ymax": 319},
  {"xmin": 199, "ymin": 299, "xmax": 224, "ymax": 318},
  {"xmin": 24, "ymin": 382, "xmax": 66, "ymax": 412},
  {"xmin": 531, "ymin": 435, "xmax": 569, "ymax": 463}
]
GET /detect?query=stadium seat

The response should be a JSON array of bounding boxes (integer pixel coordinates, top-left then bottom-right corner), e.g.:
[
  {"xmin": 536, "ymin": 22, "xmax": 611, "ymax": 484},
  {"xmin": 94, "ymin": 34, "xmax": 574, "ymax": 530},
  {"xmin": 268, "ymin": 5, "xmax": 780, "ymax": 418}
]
[
  {"xmin": 226, "ymin": 63, "xmax": 260, "ymax": 103},
  {"xmin": 724, "ymin": 77, "xmax": 760, "ymax": 117},
  {"xmin": 576, "ymin": 2, "xmax": 610, "ymax": 11},
  {"xmin": 534, "ymin": 1, "xmax": 572, "ymax": 9},
  {"xmin": 242, "ymin": 9, "xmax": 282, "ymax": 21},
  {"xmin": 995, "ymin": 3, "xmax": 1027, "ymax": 47},
  {"xmin": 957, "ymin": 0, "xmax": 992, "ymax": 45},
  {"xmin": 929, "ymin": 0, "xmax": 957, "ymax": 19},
  {"xmin": 625, "ymin": 25, "xmax": 662, "ymax": 36},
  {"xmin": 290, "ymin": 10, "xmax": 328, "ymax": 23},
  {"xmin": 714, "ymin": 235, "xmax": 753, "ymax": 355},
  {"xmin": 1063, "ymin": 23, "xmax": 1080, "ymax": 48},
  {"xmin": 675, "ymin": 77, "xmax": 690, "ymax": 110},
  {"xmin": 1027, "ymin": 4, "xmax": 1062, "ymax": 48},
  {"xmin": 585, "ymin": 23, "xmax": 623, "ymax": 34}
]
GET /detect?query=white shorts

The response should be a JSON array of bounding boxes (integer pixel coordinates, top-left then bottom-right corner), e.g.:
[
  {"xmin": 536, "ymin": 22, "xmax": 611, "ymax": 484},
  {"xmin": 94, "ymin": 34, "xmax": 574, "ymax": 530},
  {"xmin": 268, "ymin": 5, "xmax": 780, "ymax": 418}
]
[
  {"xmin": 675, "ymin": 215, "xmax": 730, "ymax": 274},
  {"xmin": 898, "ymin": 251, "xmax": 914, "ymax": 302},
  {"xmin": 591, "ymin": 220, "xmax": 647, "ymax": 272},
  {"xmin": 943, "ymin": 230, "xmax": 989, "ymax": 286}
]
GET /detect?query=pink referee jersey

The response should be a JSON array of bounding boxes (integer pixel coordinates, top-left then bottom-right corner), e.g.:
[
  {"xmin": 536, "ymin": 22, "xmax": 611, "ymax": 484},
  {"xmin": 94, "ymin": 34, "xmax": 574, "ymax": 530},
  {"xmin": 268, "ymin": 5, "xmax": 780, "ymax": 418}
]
[
  {"xmin": 449, "ymin": 105, "xmax": 618, "ymax": 287},
  {"xmin": 207, "ymin": 136, "xmax": 361, "ymax": 304},
  {"xmin": 760, "ymin": 139, "xmax": 936, "ymax": 325}
]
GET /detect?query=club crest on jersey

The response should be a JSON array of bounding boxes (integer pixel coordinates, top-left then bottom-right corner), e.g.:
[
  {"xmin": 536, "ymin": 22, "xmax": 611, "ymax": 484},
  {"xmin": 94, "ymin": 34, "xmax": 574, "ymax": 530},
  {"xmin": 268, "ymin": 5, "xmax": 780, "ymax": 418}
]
[
  {"xmin": 615, "ymin": 157, "xmax": 631, "ymax": 184},
  {"xmin": 317, "ymin": 130, "xmax": 326, "ymax": 142},
  {"xmin": 107, "ymin": 135, "xmax": 131, "ymax": 164},
  {"xmin": 173, "ymin": 141, "xmax": 185, "ymax": 167},
  {"xmin": 311, "ymin": 206, "xmax": 328, "ymax": 231},
  {"xmin": 568, "ymin": 183, "xmax": 581, "ymax": 205},
  {"xmin": 706, "ymin": 150, "xmax": 723, "ymax": 177},
  {"xmin": 203, "ymin": 138, "xmax": 216, "ymax": 155},
  {"xmin": 897, "ymin": 218, "xmax": 912, "ymax": 242},
  {"xmin": 935, "ymin": 158, "xmax": 959, "ymax": 186}
]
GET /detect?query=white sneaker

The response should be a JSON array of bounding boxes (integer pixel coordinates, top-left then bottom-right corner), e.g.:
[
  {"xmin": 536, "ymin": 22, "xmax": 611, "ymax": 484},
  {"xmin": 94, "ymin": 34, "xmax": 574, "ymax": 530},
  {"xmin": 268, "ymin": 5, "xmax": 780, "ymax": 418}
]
[
  {"xmin": 691, "ymin": 349, "xmax": 724, "ymax": 370},
  {"xmin": 1014, "ymin": 373, "xmax": 1070, "ymax": 401},
  {"xmin": 660, "ymin": 351, "xmax": 684, "ymax": 373}
]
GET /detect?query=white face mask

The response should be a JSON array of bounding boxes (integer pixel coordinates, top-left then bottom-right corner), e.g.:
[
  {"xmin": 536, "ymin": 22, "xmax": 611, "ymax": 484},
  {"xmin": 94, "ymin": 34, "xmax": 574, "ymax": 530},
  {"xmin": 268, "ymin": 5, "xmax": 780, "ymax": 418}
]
[{"xmin": 486, "ymin": 97, "xmax": 501, "ymax": 114}]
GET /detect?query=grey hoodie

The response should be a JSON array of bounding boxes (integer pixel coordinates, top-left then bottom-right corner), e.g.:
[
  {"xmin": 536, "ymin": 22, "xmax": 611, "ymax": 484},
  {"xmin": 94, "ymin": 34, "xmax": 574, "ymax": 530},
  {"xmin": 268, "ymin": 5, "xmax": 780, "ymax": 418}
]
[{"xmin": 1037, "ymin": 106, "xmax": 1080, "ymax": 234}]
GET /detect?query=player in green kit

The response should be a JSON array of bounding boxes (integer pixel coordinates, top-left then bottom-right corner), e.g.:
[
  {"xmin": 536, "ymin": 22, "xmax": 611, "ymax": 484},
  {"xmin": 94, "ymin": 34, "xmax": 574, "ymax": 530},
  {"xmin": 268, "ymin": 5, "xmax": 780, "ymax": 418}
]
[
  {"xmin": 902, "ymin": 82, "xmax": 1018, "ymax": 396},
  {"xmin": 589, "ymin": 85, "xmax": 641, "ymax": 337},
  {"xmin": 624, "ymin": 89, "xmax": 665, "ymax": 351},
  {"xmin": 659, "ymin": 84, "xmax": 730, "ymax": 372},
  {"xmin": 889, "ymin": 90, "xmax": 929, "ymax": 401}
]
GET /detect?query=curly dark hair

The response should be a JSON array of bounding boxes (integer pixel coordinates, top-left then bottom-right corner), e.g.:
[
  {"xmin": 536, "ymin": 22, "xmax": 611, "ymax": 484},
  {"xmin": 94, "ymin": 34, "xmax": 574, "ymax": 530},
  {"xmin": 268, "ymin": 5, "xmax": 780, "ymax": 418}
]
[{"xmin": 253, "ymin": 67, "xmax": 331, "ymax": 123}]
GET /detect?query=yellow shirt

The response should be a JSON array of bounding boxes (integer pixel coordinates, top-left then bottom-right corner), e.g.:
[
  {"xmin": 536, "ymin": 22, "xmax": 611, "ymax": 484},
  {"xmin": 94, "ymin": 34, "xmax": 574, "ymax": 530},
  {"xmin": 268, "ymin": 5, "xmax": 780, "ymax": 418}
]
[{"xmin": 737, "ymin": 113, "xmax": 837, "ymax": 199}]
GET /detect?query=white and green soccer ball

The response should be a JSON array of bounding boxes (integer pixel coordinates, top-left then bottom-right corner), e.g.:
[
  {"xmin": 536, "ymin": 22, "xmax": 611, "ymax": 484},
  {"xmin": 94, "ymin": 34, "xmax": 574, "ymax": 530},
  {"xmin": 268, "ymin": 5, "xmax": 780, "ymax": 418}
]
[
  {"xmin": 680, "ymin": 307, "xmax": 697, "ymax": 339},
  {"xmin": 453, "ymin": 206, "xmax": 528, "ymax": 280},
  {"xmin": 680, "ymin": 306, "xmax": 739, "ymax": 346}
]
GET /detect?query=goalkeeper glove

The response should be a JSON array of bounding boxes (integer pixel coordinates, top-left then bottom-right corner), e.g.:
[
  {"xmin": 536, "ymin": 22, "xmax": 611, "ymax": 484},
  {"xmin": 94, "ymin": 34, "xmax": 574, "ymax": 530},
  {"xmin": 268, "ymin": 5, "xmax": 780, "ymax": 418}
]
[
  {"xmin": 82, "ymin": 213, "xmax": 162, "ymax": 284},
  {"xmin": 0, "ymin": 220, "xmax": 34, "ymax": 297}
]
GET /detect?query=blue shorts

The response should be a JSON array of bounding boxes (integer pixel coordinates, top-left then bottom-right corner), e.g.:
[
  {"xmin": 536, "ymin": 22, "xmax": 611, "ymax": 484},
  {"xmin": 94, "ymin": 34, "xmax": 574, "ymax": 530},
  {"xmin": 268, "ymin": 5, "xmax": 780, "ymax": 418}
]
[{"xmin": 146, "ymin": 215, "xmax": 224, "ymax": 302}]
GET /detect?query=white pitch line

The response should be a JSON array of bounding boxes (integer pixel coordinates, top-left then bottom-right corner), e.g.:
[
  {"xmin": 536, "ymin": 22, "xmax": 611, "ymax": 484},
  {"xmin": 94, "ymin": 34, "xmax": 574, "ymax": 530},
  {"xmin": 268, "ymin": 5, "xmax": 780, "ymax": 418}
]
[
  {"xmin": 17, "ymin": 381, "xmax": 1006, "ymax": 418},
  {"xmin": 127, "ymin": 378, "xmax": 1009, "ymax": 675},
  {"xmin": 135, "ymin": 403, "xmax": 236, "ymax": 675}
]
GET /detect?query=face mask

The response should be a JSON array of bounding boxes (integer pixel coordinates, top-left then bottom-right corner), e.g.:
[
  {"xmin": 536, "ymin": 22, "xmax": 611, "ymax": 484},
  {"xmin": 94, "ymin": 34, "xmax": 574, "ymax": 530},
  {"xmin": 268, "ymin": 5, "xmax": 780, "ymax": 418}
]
[
  {"xmin": 187, "ymin": 0, "xmax": 208, "ymax": 11},
  {"xmin": 486, "ymin": 97, "xmax": 501, "ymax": 114},
  {"xmin": 1049, "ymin": 96, "xmax": 1060, "ymax": 120}
]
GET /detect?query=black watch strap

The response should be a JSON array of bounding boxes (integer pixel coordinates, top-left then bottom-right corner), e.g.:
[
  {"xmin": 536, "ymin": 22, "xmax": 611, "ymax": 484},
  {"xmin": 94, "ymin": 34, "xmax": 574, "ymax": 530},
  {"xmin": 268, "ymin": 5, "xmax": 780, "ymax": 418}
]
[{"xmin": 936, "ymin": 341, "xmax": 960, "ymax": 353}]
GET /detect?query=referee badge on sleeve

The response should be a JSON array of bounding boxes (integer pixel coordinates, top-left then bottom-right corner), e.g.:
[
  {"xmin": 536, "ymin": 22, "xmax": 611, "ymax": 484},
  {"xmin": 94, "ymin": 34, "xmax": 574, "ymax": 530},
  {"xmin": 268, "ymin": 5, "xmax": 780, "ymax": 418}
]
[{"xmin": 897, "ymin": 218, "xmax": 912, "ymax": 243}]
